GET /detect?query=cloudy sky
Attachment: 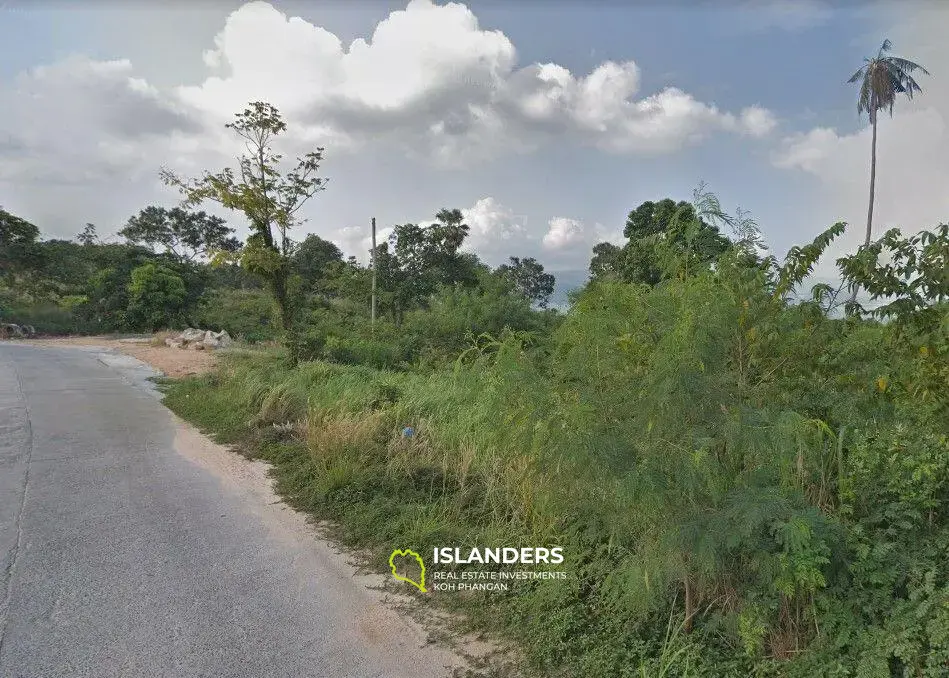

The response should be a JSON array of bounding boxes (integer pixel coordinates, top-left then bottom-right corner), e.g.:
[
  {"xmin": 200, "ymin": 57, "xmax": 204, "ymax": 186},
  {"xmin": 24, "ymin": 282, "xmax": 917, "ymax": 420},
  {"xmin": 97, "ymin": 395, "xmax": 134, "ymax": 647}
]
[{"xmin": 1, "ymin": 0, "xmax": 946, "ymax": 295}]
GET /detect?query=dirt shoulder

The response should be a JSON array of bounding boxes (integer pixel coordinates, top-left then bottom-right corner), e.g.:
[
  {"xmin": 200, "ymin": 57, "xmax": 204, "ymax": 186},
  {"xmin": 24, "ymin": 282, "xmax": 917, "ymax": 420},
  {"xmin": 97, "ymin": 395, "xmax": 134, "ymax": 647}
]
[{"xmin": 29, "ymin": 335, "xmax": 218, "ymax": 379}]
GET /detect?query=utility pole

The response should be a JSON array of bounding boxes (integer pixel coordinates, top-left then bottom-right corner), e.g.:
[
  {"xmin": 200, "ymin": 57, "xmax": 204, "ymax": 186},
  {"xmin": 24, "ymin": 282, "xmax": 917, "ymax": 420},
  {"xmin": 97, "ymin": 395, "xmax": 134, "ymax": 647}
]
[{"xmin": 371, "ymin": 217, "xmax": 377, "ymax": 333}]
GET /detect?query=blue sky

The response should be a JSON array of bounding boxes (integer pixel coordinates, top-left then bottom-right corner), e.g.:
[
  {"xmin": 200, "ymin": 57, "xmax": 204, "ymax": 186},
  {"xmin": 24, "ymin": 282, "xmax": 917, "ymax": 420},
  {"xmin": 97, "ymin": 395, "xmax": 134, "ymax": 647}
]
[{"xmin": 1, "ymin": 1, "xmax": 946, "ymax": 296}]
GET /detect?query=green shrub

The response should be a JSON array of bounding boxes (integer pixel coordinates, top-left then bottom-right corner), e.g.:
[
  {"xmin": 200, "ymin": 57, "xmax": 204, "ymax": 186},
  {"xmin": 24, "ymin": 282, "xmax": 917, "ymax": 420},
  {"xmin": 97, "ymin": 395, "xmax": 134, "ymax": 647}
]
[
  {"xmin": 285, "ymin": 328, "xmax": 326, "ymax": 363},
  {"xmin": 193, "ymin": 288, "xmax": 277, "ymax": 342},
  {"xmin": 163, "ymin": 224, "xmax": 949, "ymax": 677},
  {"xmin": 0, "ymin": 300, "xmax": 93, "ymax": 335},
  {"xmin": 125, "ymin": 263, "xmax": 188, "ymax": 331},
  {"xmin": 399, "ymin": 285, "xmax": 557, "ymax": 361},
  {"xmin": 322, "ymin": 335, "xmax": 404, "ymax": 369}
]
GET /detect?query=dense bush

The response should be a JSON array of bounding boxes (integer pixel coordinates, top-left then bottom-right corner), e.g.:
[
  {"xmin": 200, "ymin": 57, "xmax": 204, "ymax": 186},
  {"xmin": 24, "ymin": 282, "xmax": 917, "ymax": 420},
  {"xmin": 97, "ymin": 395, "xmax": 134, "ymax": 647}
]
[
  {"xmin": 322, "ymin": 335, "xmax": 405, "ymax": 369},
  {"xmin": 278, "ymin": 284, "xmax": 557, "ymax": 369},
  {"xmin": 399, "ymin": 285, "xmax": 560, "ymax": 360},
  {"xmin": 125, "ymin": 263, "xmax": 188, "ymax": 331},
  {"xmin": 164, "ymin": 222, "xmax": 949, "ymax": 677},
  {"xmin": 193, "ymin": 288, "xmax": 278, "ymax": 342}
]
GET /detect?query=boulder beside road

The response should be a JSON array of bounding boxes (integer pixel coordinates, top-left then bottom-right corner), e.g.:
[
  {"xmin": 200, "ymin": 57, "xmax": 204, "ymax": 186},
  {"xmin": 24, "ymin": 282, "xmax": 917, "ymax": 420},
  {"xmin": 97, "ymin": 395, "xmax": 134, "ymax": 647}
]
[{"xmin": 164, "ymin": 328, "xmax": 233, "ymax": 351}]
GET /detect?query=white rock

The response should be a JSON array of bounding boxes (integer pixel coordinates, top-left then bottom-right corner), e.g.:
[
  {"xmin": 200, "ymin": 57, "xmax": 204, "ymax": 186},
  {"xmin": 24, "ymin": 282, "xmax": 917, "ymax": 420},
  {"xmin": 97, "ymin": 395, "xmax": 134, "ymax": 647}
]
[
  {"xmin": 179, "ymin": 328, "xmax": 205, "ymax": 342},
  {"xmin": 168, "ymin": 327, "xmax": 232, "ymax": 350}
]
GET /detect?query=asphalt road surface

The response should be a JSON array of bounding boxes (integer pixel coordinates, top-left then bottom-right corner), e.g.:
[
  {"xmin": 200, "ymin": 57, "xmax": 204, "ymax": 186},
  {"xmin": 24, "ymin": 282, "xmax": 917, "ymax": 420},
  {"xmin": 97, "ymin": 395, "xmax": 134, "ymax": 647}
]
[{"xmin": 0, "ymin": 343, "xmax": 462, "ymax": 678}]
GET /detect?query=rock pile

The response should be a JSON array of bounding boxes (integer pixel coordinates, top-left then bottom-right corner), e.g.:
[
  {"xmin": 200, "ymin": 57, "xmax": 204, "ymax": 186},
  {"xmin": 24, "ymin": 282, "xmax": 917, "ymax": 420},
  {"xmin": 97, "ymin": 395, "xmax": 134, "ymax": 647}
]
[
  {"xmin": 165, "ymin": 328, "xmax": 234, "ymax": 351},
  {"xmin": 0, "ymin": 323, "xmax": 36, "ymax": 339}
]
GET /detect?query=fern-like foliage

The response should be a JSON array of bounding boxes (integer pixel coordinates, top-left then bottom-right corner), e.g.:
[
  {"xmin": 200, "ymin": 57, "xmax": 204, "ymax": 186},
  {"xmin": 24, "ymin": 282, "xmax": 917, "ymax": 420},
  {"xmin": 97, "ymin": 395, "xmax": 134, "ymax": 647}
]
[{"xmin": 773, "ymin": 222, "xmax": 846, "ymax": 301}]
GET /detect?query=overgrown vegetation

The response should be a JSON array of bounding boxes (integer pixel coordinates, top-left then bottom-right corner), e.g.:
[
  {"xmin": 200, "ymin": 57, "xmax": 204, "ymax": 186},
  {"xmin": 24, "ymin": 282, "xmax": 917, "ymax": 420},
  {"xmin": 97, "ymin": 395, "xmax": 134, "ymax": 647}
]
[
  {"xmin": 3, "ymin": 96, "xmax": 946, "ymax": 676},
  {"xmin": 165, "ymin": 206, "xmax": 946, "ymax": 675}
]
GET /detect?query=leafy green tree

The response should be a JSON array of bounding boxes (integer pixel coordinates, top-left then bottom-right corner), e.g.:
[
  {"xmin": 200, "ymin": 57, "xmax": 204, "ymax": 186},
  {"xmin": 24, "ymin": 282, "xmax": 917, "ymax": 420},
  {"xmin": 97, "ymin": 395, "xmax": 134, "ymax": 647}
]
[
  {"xmin": 838, "ymin": 224, "xmax": 949, "ymax": 422},
  {"xmin": 35, "ymin": 240, "xmax": 92, "ymax": 294},
  {"xmin": 376, "ymin": 209, "xmax": 479, "ymax": 323},
  {"xmin": 161, "ymin": 101, "xmax": 327, "ymax": 334},
  {"xmin": 391, "ymin": 209, "xmax": 474, "ymax": 291},
  {"xmin": 0, "ymin": 208, "xmax": 44, "ymax": 282},
  {"xmin": 292, "ymin": 234, "xmax": 344, "ymax": 294},
  {"xmin": 423, "ymin": 208, "xmax": 477, "ymax": 288},
  {"xmin": 838, "ymin": 223, "xmax": 948, "ymax": 331},
  {"xmin": 372, "ymin": 240, "xmax": 414, "ymax": 324},
  {"xmin": 206, "ymin": 263, "xmax": 262, "ymax": 291},
  {"xmin": 590, "ymin": 198, "xmax": 732, "ymax": 285},
  {"xmin": 126, "ymin": 263, "xmax": 188, "ymax": 331},
  {"xmin": 80, "ymin": 244, "xmax": 162, "ymax": 330},
  {"xmin": 321, "ymin": 255, "xmax": 372, "ymax": 305},
  {"xmin": 76, "ymin": 223, "xmax": 99, "ymax": 246},
  {"xmin": 496, "ymin": 256, "xmax": 556, "ymax": 308},
  {"xmin": 847, "ymin": 39, "xmax": 929, "ymax": 302},
  {"xmin": 690, "ymin": 183, "xmax": 767, "ymax": 263},
  {"xmin": 119, "ymin": 206, "xmax": 240, "ymax": 262},
  {"xmin": 589, "ymin": 242, "xmax": 623, "ymax": 281}
]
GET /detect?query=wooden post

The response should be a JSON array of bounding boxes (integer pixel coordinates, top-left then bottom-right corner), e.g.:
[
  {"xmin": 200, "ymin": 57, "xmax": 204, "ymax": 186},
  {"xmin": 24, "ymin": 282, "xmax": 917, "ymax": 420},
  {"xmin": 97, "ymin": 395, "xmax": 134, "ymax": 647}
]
[{"xmin": 371, "ymin": 217, "xmax": 377, "ymax": 333}]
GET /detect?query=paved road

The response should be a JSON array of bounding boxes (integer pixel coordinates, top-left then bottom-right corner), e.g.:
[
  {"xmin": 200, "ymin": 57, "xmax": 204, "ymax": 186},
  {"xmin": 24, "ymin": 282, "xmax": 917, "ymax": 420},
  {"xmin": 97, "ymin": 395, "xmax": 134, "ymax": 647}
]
[{"xmin": 0, "ymin": 343, "xmax": 460, "ymax": 678}]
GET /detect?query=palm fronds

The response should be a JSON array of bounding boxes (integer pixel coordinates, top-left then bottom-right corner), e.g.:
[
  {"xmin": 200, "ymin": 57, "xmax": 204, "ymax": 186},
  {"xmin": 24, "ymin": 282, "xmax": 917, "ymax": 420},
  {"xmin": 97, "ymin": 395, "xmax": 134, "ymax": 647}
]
[{"xmin": 848, "ymin": 39, "xmax": 930, "ymax": 119}]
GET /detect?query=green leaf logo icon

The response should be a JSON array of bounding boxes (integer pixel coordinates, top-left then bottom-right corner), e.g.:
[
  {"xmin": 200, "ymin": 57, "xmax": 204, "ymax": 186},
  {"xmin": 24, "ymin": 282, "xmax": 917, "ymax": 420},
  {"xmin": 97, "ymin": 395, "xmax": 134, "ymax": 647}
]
[{"xmin": 389, "ymin": 548, "xmax": 427, "ymax": 592}]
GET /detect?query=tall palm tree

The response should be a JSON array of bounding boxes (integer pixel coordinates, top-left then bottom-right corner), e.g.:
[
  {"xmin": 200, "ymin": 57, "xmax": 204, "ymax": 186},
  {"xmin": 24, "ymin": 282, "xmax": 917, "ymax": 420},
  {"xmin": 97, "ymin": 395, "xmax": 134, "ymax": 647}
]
[{"xmin": 847, "ymin": 39, "xmax": 929, "ymax": 302}]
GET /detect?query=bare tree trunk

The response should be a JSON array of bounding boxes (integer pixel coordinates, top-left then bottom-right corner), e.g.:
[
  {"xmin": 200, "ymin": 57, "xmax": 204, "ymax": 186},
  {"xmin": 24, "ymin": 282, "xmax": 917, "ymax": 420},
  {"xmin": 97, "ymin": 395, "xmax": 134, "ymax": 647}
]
[
  {"xmin": 271, "ymin": 269, "xmax": 293, "ymax": 333},
  {"xmin": 850, "ymin": 109, "xmax": 878, "ymax": 305},
  {"xmin": 864, "ymin": 112, "xmax": 879, "ymax": 249}
]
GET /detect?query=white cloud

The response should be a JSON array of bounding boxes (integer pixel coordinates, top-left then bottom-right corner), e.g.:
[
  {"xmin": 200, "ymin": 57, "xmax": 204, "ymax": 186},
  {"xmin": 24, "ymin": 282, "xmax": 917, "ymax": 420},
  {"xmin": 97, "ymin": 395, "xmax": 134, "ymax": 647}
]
[
  {"xmin": 0, "ymin": 0, "xmax": 788, "ymax": 256},
  {"xmin": 459, "ymin": 197, "xmax": 532, "ymax": 265},
  {"xmin": 329, "ymin": 224, "xmax": 383, "ymax": 264},
  {"xmin": 543, "ymin": 217, "xmax": 588, "ymax": 250},
  {"xmin": 0, "ymin": 0, "xmax": 778, "ymax": 187},
  {"xmin": 738, "ymin": 106, "xmax": 779, "ymax": 138},
  {"xmin": 771, "ymin": 3, "xmax": 949, "ymax": 271},
  {"xmin": 772, "ymin": 127, "xmax": 839, "ymax": 172},
  {"xmin": 542, "ymin": 216, "xmax": 623, "ymax": 270},
  {"xmin": 503, "ymin": 62, "xmax": 775, "ymax": 154},
  {"xmin": 0, "ymin": 56, "xmax": 205, "ymax": 186},
  {"xmin": 186, "ymin": 0, "xmax": 774, "ymax": 159}
]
